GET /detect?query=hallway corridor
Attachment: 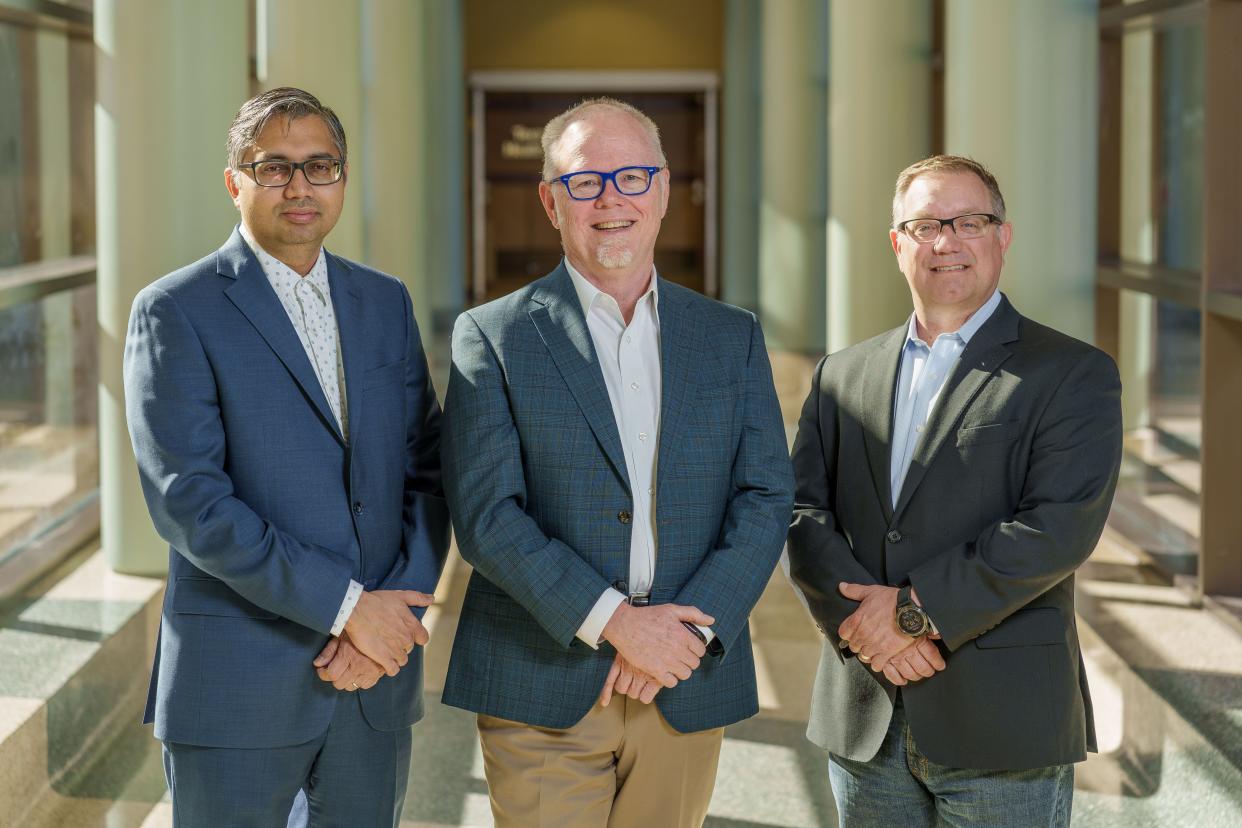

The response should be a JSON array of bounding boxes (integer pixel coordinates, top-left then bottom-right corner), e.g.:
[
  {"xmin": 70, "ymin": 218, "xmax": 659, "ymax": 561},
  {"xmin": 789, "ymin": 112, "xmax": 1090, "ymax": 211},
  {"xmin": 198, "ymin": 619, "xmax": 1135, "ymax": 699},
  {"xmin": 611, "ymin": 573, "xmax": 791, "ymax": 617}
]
[{"xmin": 8, "ymin": 353, "xmax": 1242, "ymax": 827}]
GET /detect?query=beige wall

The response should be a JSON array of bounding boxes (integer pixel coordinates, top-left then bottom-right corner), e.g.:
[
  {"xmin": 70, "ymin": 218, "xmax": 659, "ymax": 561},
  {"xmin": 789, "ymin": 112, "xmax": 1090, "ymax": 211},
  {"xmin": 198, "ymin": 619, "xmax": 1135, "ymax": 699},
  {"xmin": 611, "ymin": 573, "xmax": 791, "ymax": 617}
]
[{"xmin": 465, "ymin": 0, "xmax": 722, "ymax": 70}]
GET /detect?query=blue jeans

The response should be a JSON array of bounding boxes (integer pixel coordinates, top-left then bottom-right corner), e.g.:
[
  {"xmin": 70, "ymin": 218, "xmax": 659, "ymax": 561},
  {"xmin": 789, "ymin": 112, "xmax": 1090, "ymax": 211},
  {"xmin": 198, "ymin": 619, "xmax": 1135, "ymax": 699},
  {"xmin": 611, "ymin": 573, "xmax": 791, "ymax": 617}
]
[{"xmin": 828, "ymin": 698, "xmax": 1073, "ymax": 828}]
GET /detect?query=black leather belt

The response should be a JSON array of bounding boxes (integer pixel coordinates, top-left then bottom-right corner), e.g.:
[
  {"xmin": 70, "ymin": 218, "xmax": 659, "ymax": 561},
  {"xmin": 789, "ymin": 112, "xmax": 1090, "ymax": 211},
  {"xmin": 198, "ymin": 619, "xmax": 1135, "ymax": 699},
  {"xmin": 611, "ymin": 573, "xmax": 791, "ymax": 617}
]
[{"xmin": 613, "ymin": 581, "xmax": 650, "ymax": 607}]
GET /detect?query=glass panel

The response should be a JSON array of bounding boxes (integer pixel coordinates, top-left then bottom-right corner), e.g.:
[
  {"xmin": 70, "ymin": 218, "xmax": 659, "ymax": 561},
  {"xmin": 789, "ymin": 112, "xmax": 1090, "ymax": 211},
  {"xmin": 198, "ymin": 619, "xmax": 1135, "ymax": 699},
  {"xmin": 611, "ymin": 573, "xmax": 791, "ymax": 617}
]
[
  {"xmin": 1113, "ymin": 294, "xmax": 1201, "ymax": 580},
  {"xmin": 0, "ymin": 284, "xmax": 99, "ymax": 567},
  {"xmin": 0, "ymin": 17, "xmax": 97, "ymax": 570},
  {"xmin": 1155, "ymin": 22, "xmax": 1204, "ymax": 271}
]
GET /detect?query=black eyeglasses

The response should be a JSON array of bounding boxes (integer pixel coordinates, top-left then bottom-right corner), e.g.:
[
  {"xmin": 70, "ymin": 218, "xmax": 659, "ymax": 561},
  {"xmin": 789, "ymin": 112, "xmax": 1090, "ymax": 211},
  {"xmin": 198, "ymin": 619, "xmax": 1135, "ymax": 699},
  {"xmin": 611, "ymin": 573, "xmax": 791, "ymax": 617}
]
[
  {"xmin": 895, "ymin": 213, "xmax": 1002, "ymax": 243},
  {"xmin": 548, "ymin": 166, "xmax": 663, "ymax": 201},
  {"xmin": 237, "ymin": 158, "xmax": 344, "ymax": 188}
]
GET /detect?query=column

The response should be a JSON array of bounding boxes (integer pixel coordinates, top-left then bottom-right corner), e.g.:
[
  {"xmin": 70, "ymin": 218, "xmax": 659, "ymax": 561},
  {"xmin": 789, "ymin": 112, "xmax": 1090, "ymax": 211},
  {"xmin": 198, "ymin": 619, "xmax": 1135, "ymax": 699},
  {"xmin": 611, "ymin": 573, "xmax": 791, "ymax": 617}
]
[
  {"xmin": 259, "ymin": 0, "xmax": 365, "ymax": 261},
  {"xmin": 943, "ymin": 0, "xmax": 1098, "ymax": 342},
  {"xmin": 360, "ymin": 0, "xmax": 431, "ymax": 333},
  {"xmin": 420, "ymin": 0, "xmax": 467, "ymax": 334},
  {"xmin": 96, "ymin": 0, "xmax": 250, "ymax": 574},
  {"xmin": 720, "ymin": 0, "xmax": 761, "ymax": 312},
  {"xmin": 826, "ymin": 0, "xmax": 932, "ymax": 352},
  {"xmin": 1117, "ymin": 28, "xmax": 1156, "ymax": 430},
  {"xmin": 758, "ymin": 0, "xmax": 827, "ymax": 352}
]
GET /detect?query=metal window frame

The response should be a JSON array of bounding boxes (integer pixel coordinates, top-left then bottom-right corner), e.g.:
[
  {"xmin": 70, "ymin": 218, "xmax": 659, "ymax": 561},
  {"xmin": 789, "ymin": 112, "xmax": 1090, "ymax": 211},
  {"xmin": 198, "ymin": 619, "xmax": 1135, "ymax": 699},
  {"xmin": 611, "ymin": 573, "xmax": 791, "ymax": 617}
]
[{"xmin": 0, "ymin": 0, "xmax": 91, "ymax": 32}]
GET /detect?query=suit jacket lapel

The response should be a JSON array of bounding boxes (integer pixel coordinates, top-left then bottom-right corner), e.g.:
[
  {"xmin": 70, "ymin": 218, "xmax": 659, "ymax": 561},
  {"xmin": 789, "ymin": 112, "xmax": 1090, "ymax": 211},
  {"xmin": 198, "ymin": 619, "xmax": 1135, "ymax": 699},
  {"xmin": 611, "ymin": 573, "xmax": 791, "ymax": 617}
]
[
  {"xmin": 220, "ymin": 228, "xmax": 345, "ymax": 446},
  {"xmin": 861, "ymin": 326, "xmax": 905, "ymax": 523},
  {"xmin": 327, "ymin": 252, "xmax": 364, "ymax": 449},
  {"xmin": 892, "ymin": 297, "xmax": 1020, "ymax": 519},
  {"xmin": 528, "ymin": 265, "xmax": 630, "ymax": 489},
  {"xmin": 654, "ymin": 282, "xmax": 697, "ymax": 496}
]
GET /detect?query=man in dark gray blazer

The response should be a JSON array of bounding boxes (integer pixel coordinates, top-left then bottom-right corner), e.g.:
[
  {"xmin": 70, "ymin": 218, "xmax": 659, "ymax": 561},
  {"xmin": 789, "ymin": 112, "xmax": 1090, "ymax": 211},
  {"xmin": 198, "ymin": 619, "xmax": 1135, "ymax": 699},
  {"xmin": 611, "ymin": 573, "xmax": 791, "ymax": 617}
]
[{"xmin": 788, "ymin": 155, "xmax": 1122, "ymax": 827}]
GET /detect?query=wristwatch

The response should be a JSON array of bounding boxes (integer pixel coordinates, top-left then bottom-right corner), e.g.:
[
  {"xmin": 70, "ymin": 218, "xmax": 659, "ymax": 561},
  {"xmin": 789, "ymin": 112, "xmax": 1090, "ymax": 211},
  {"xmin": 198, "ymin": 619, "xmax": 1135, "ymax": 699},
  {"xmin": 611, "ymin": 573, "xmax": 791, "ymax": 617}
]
[{"xmin": 895, "ymin": 585, "xmax": 930, "ymax": 637}]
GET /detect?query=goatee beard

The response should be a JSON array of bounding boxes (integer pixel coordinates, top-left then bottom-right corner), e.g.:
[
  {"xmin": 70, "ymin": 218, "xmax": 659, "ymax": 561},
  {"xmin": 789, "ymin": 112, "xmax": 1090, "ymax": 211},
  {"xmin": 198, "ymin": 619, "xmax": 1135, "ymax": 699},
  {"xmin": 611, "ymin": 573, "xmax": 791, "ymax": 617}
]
[{"xmin": 596, "ymin": 241, "xmax": 634, "ymax": 269}]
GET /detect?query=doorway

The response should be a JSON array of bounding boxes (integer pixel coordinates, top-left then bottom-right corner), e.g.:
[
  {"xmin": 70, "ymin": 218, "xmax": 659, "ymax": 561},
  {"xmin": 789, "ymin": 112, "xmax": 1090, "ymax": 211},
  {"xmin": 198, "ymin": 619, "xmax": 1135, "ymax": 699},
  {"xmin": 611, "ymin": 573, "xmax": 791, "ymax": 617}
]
[{"xmin": 469, "ymin": 71, "xmax": 718, "ymax": 304}]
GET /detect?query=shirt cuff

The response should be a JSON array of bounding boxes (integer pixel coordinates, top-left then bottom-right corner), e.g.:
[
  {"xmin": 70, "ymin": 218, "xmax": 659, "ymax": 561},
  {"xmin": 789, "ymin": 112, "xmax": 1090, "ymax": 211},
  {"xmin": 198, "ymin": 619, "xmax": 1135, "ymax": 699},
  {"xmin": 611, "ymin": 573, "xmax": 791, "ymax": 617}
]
[
  {"xmin": 576, "ymin": 588, "xmax": 628, "ymax": 649},
  {"xmin": 696, "ymin": 624, "xmax": 716, "ymax": 644},
  {"xmin": 330, "ymin": 579, "xmax": 364, "ymax": 636}
]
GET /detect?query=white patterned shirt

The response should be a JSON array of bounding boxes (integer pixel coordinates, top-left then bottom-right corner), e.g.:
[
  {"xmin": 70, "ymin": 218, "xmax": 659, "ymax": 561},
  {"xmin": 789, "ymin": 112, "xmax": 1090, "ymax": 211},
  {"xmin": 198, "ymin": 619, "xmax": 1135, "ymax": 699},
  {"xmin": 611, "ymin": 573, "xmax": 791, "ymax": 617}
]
[{"xmin": 238, "ymin": 223, "xmax": 363, "ymax": 637}]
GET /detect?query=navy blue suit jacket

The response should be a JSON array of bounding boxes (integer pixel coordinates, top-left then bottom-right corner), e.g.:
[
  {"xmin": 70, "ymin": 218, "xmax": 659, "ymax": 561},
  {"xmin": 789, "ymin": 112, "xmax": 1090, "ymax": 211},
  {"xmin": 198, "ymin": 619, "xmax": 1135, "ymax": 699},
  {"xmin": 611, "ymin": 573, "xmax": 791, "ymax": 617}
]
[{"xmin": 124, "ymin": 227, "xmax": 450, "ymax": 748}]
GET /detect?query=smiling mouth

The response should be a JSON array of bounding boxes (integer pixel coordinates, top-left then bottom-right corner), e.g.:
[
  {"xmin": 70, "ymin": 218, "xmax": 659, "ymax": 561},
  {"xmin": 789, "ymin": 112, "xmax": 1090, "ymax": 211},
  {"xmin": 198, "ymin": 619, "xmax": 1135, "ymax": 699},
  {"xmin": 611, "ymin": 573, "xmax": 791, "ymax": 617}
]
[
  {"xmin": 592, "ymin": 220, "xmax": 634, "ymax": 231},
  {"xmin": 931, "ymin": 264, "xmax": 968, "ymax": 272}
]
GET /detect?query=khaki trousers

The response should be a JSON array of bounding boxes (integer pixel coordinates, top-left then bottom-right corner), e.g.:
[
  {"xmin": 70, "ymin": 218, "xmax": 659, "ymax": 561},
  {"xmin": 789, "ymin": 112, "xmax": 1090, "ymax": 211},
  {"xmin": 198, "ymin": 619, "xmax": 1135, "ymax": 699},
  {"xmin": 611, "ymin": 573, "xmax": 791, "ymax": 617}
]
[{"xmin": 477, "ymin": 697, "xmax": 725, "ymax": 828}]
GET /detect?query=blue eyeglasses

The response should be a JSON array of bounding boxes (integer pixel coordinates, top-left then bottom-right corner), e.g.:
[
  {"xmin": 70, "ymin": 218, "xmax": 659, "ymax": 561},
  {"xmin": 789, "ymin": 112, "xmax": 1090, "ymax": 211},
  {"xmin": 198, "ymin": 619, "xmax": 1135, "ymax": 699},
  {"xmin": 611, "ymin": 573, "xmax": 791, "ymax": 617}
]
[{"xmin": 548, "ymin": 165, "xmax": 663, "ymax": 201}]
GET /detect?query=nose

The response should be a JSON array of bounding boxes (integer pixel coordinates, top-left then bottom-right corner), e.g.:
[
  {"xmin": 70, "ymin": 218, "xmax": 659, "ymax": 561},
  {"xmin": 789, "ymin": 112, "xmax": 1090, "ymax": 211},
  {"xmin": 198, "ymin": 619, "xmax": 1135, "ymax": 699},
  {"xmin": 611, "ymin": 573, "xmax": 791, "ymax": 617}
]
[
  {"xmin": 284, "ymin": 167, "xmax": 314, "ymax": 197},
  {"xmin": 932, "ymin": 223, "xmax": 962, "ymax": 253},
  {"xmin": 594, "ymin": 177, "xmax": 627, "ymax": 206}
]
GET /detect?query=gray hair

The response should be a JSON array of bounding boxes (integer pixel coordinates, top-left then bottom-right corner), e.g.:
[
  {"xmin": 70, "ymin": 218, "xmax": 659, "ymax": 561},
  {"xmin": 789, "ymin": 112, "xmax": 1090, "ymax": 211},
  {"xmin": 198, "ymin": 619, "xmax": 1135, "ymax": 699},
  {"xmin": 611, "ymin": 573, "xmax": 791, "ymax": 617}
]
[
  {"xmin": 891, "ymin": 154, "xmax": 1007, "ymax": 227},
  {"xmin": 540, "ymin": 97, "xmax": 667, "ymax": 180},
  {"xmin": 226, "ymin": 87, "xmax": 347, "ymax": 169}
]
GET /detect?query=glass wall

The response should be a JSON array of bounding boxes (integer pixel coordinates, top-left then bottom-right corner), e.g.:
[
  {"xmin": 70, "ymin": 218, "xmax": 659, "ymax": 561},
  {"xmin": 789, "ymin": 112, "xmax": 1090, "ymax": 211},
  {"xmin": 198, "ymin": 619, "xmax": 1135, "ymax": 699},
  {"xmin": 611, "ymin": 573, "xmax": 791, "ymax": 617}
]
[
  {"xmin": 0, "ymin": 8, "xmax": 97, "ymax": 583},
  {"xmin": 1098, "ymin": 4, "xmax": 1206, "ymax": 587}
]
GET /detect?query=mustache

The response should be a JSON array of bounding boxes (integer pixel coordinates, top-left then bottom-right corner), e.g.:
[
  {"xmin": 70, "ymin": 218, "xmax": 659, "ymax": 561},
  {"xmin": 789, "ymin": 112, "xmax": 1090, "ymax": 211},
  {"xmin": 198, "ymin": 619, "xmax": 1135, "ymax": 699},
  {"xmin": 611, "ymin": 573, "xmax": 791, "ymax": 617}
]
[{"xmin": 281, "ymin": 201, "xmax": 319, "ymax": 212}]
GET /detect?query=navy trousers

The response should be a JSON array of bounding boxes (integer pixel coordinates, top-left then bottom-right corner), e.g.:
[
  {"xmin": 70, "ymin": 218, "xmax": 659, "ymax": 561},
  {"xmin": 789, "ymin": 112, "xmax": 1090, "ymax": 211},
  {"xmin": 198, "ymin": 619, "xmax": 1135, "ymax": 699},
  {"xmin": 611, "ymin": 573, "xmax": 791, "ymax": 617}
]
[{"xmin": 162, "ymin": 693, "xmax": 412, "ymax": 828}]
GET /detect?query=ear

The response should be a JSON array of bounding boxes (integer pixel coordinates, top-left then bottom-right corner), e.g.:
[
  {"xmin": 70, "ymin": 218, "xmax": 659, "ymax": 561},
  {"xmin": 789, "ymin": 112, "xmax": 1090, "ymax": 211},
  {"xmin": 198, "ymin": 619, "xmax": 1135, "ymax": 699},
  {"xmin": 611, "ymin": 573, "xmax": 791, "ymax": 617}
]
[
  {"xmin": 997, "ymin": 221, "xmax": 1013, "ymax": 255},
  {"xmin": 224, "ymin": 167, "xmax": 242, "ymax": 206},
  {"xmin": 657, "ymin": 167, "xmax": 671, "ymax": 218},
  {"xmin": 889, "ymin": 228, "xmax": 901, "ymax": 257},
  {"xmin": 538, "ymin": 181, "xmax": 559, "ymax": 229}
]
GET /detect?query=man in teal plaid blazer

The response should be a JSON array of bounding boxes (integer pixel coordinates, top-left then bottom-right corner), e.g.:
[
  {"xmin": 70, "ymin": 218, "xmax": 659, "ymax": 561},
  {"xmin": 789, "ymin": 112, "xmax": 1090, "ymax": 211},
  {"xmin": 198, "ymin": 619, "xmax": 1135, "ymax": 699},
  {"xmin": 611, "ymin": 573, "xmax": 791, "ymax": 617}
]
[{"xmin": 440, "ymin": 98, "xmax": 793, "ymax": 827}]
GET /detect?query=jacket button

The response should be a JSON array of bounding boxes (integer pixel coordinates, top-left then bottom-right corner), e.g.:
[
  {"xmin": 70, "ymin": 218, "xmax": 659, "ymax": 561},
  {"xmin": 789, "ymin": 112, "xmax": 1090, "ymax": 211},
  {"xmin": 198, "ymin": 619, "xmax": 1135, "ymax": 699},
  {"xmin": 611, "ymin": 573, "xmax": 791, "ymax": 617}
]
[
  {"xmin": 353, "ymin": 502, "xmax": 364, "ymax": 515},
  {"xmin": 618, "ymin": 510, "xmax": 632, "ymax": 524},
  {"xmin": 886, "ymin": 529, "xmax": 902, "ymax": 544}
]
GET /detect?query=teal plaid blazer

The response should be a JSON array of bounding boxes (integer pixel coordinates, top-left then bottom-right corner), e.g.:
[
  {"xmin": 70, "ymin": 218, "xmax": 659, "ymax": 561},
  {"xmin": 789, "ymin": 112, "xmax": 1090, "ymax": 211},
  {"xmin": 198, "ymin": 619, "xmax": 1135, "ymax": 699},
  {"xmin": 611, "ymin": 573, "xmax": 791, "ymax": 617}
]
[{"xmin": 440, "ymin": 264, "xmax": 793, "ymax": 733}]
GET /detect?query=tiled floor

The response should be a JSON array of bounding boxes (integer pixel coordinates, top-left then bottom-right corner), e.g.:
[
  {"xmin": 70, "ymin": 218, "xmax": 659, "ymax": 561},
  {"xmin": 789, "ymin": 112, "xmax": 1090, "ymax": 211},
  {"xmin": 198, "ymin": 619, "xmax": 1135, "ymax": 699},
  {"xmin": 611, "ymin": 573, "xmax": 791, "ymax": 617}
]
[{"xmin": 18, "ymin": 350, "xmax": 1242, "ymax": 827}]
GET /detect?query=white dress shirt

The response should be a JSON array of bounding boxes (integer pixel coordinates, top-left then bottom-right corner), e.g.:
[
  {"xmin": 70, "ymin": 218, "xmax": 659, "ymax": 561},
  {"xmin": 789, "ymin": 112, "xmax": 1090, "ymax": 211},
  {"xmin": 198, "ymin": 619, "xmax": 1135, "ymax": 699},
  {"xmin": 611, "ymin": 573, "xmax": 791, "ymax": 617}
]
[
  {"xmin": 238, "ymin": 224, "xmax": 362, "ymax": 636},
  {"xmin": 565, "ymin": 261, "xmax": 716, "ymax": 649},
  {"xmin": 566, "ymin": 260, "xmax": 661, "ymax": 647}
]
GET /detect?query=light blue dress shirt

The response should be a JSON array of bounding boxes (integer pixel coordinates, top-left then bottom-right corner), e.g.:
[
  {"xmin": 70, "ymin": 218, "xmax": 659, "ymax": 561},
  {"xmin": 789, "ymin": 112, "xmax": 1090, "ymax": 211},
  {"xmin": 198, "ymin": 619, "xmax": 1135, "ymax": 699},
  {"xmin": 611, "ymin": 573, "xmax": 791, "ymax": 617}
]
[{"xmin": 890, "ymin": 290, "xmax": 1002, "ymax": 509}]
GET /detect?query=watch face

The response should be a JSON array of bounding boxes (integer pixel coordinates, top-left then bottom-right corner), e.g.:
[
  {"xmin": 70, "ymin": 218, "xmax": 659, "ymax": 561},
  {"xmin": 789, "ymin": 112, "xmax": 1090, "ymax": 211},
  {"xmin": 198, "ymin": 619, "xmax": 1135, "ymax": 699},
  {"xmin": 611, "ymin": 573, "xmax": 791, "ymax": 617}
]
[{"xmin": 897, "ymin": 607, "xmax": 926, "ymax": 636}]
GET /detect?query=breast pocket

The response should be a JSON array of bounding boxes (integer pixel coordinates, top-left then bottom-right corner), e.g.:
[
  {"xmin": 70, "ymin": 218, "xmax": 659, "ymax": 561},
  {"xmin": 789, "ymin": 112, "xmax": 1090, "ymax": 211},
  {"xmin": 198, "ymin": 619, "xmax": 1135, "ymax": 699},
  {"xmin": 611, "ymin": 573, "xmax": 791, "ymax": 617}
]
[
  {"xmin": 956, "ymin": 419, "xmax": 1021, "ymax": 447},
  {"xmin": 361, "ymin": 359, "xmax": 405, "ymax": 392}
]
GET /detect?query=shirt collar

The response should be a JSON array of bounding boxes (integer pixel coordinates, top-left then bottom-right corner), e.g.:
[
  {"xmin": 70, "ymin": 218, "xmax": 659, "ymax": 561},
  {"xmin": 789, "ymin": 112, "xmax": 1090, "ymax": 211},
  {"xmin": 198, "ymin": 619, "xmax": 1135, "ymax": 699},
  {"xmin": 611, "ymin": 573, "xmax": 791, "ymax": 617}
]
[
  {"xmin": 238, "ymin": 222, "xmax": 329, "ymax": 292},
  {"xmin": 903, "ymin": 289, "xmax": 1002, "ymax": 349},
  {"xmin": 564, "ymin": 257, "xmax": 659, "ymax": 320}
]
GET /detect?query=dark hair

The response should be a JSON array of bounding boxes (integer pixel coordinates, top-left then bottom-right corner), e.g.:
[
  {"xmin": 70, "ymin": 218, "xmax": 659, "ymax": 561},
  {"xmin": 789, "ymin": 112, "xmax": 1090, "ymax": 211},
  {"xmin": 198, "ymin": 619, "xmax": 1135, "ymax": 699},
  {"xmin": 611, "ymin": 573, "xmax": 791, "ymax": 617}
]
[{"xmin": 226, "ymin": 87, "xmax": 347, "ymax": 169}]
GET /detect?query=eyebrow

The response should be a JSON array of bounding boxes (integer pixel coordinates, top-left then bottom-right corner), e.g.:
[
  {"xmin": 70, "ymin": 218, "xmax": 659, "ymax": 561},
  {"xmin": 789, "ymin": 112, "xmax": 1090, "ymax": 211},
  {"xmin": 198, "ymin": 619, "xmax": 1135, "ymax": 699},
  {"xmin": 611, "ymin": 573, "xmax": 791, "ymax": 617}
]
[{"xmin": 251, "ymin": 151, "xmax": 339, "ymax": 162}]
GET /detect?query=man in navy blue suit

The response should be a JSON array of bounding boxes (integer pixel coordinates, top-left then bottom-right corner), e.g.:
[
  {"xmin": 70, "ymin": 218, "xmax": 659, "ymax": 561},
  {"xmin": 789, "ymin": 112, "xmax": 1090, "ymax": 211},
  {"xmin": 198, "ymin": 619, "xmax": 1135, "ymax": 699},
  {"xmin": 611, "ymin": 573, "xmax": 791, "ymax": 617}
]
[{"xmin": 124, "ymin": 87, "xmax": 449, "ymax": 827}]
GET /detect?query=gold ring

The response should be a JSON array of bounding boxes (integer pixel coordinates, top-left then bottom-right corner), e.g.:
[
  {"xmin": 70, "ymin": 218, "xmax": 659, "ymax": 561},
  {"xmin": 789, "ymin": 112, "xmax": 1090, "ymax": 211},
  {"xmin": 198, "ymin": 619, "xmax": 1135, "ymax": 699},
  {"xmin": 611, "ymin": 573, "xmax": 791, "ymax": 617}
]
[
  {"xmin": 350, "ymin": 681, "xmax": 359, "ymax": 689},
  {"xmin": 858, "ymin": 655, "xmax": 872, "ymax": 663}
]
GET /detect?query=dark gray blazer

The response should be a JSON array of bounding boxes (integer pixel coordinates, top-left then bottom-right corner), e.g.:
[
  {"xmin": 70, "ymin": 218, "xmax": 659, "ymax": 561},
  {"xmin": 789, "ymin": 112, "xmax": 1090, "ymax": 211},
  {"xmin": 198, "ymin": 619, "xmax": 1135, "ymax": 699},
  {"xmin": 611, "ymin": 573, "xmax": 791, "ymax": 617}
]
[{"xmin": 787, "ymin": 294, "xmax": 1122, "ymax": 771}]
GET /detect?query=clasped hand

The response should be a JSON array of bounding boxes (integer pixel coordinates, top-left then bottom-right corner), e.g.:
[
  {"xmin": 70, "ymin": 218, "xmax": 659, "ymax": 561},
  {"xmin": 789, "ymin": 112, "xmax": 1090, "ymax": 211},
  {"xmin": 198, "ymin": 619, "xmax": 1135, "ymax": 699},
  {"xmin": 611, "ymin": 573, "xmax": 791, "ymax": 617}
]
[
  {"xmin": 314, "ymin": 589, "xmax": 435, "ymax": 691},
  {"xmin": 836, "ymin": 582, "xmax": 945, "ymax": 686},
  {"xmin": 597, "ymin": 602, "xmax": 713, "ymax": 706}
]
